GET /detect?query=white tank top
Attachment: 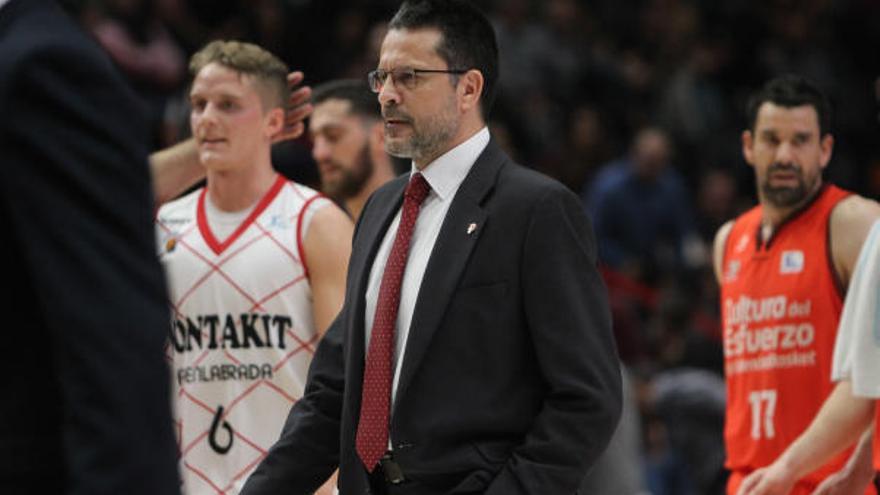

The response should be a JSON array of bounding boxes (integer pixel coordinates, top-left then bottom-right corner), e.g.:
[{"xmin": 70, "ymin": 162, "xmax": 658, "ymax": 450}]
[{"xmin": 155, "ymin": 175, "xmax": 330, "ymax": 495}]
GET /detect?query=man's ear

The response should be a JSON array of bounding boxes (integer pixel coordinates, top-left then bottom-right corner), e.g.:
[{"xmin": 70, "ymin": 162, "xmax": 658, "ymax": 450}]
[
  {"xmin": 265, "ymin": 107, "xmax": 285, "ymax": 139},
  {"xmin": 458, "ymin": 69, "xmax": 484, "ymax": 114},
  {"xmin": 742, "ymin": 130, "xmax": 755, "ymax": 167},
  {"xmin": 819, "ymin": 133, "xmax": 834, "ymax": 170}
]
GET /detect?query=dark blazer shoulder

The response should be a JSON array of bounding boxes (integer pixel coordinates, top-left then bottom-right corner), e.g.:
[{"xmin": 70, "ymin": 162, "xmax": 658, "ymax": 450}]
[
  {"xmin": 0, "ymin": 0, "xmax": 139, "ymax": 118},
  {"xmin": 499, "ymin": 158, "xmax": 569, "ymax": 194},
  {"xmin": 0, "ymin": 0, "xmax": 98, "ymax": 65},
  {"xmin": 487, "ymin": 143, "xmax": 581, "ymax": 211}
]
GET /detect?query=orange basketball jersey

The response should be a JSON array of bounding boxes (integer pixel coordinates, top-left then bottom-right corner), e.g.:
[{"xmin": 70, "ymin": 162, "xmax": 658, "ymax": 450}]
[
  {"xmin": 875, "ymin": 407, "xmax": 880, "ymax": 471},
  {"xmin": 721, "ymin": 185, "xmax": 873, "ymax": 491}
]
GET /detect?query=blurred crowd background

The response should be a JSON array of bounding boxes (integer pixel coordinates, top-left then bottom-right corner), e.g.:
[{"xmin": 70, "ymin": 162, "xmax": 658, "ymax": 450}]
[{"xmin": 58, "ymin": 0, "xmax": 880, "ymax": 493}]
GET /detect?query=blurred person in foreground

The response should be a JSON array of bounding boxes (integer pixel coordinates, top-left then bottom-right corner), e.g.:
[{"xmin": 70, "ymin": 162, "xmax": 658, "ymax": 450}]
[
  {"xmin": 1, "ymin": 0, "xmax": 180, "ymax": 492},
  {"xmin": 713, "ymin": 74, "xmax": 880, "ymax": 495},
  {"xmin": 1, "ymin": 2, "xmax": 315, "ymax": 493},
  {"xmin": 240, "ymin": 0, "xmax": 622, "ymax": 494}
]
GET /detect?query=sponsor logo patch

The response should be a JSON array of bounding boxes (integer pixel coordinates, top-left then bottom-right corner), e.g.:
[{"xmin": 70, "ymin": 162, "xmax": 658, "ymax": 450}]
[{"xmin": 780, "ymin": 250, "xmax": 804, "ymax": 274}]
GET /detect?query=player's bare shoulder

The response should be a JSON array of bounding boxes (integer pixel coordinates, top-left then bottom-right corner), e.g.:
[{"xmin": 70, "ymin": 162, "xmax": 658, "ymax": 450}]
[
  {"xmin": 713, "ymin": 220, "xmax": 736, "ymax": 284},
  {"xmin": 304, "ymin": 201, "xmax": 354, "ymax": 248},
  {"xmin": 829, "ymin": 194, "xmax": 880, "ymax": 286},
  {"xmin": 302, "ymin": 200, "xmax": 353, "ymax": 285}
]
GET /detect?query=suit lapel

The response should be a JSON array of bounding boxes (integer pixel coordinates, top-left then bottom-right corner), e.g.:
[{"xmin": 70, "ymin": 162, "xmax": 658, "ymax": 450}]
[{"xmin": 394, "ymin": 140, "xmax": 507, "ymax": 408}]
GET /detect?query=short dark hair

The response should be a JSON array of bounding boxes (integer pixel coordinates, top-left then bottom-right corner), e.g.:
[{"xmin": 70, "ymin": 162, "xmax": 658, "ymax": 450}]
[
  {"xmin": 312, "ymin": 79, "xmax": 381, "ymax": 120},
  {"xmin": 389, "ymin": 0, "xmax": 499, "ymax": 118},
  {"xmin": 746, "ymin": 74, "xmax": 832, "ymax": 136}
]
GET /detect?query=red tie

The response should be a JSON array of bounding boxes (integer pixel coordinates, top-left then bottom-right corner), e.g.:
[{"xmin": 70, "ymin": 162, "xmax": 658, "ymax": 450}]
[{"xmin": 356, "ymin": 173, "xmax": 431, "ymax": 471}]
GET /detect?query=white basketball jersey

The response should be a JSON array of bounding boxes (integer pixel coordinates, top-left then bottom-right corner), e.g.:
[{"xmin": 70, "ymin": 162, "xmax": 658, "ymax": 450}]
[{"xmin": 155, "ymin": 175, "xmax": 330, "ymax": 495}]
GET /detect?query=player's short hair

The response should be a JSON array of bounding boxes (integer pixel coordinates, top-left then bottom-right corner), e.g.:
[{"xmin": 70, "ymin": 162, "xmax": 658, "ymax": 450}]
[
  {"xmin": 746, "ymin": 74, "xmax": 832, "ymax": 136},
  {"xmin": 311, "ymin": 79, "xmax": 380, "ymax": 121},
  {"xmin": 388, "ymin": 0, "xmax": 499, "ymax": 118},
  {"xmin": 190, "ymin": 40, "xmax": 290, "ymax": 111}
]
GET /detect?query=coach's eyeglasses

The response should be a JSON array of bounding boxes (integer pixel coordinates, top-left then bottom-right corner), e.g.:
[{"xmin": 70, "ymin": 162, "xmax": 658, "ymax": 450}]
[{"xmin": 368, "ymin": 67, "xmax": 468, "ymax": 93}]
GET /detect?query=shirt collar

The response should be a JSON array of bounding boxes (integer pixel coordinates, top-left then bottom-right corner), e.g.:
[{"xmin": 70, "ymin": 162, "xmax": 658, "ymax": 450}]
[
  {"xmin": 0, "ymin": 0, "xmax": 11, "ymax": 11},
  {"xmin": 412, "ymin": 127, "xmax": 490, "ymax": 201}
]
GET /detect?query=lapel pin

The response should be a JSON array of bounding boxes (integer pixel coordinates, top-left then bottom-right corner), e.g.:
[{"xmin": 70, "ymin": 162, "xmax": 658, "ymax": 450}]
[{"xmin": 467, "ymin": 223, "xmax": 477, "ymax": 235}]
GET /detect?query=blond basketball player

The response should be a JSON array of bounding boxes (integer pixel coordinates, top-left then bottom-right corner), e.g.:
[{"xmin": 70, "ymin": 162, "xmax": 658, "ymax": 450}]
[{"xmin": 155, "ymin": 40, "xmax": 351, "ymax": 495}]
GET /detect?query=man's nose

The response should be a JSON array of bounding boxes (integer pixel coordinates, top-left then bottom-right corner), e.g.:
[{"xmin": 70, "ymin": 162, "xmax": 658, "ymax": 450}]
[
  {"xmin": 775, "ymin": 141, "xmax": 795, "ymax": 163},
  {"xmin": 197, "ymin": 103, "xmax": 221, "ymax": 126},
  {"xmin": 377, "ymin": 77, "xmax": 402, "ymax": 107},
  {"xmin": 312, "ymin": 137, "xmax": 331, "ymax": 162}
]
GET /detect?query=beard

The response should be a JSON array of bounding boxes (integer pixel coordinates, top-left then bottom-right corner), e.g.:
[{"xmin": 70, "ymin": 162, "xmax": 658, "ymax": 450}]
[
  {"xmin": 383, "ymin": 97, "xmax": 459, "ymax": 163},
  {"xmin": 759, "ymin": 162, "xmax": 817, "ymax": 208},
  {"xmin": 321, "ymin": 144, "xmax": 373, "ymax": 201}
]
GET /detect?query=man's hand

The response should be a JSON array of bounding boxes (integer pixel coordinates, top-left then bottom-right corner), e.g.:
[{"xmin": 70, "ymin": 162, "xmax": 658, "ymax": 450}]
[
  {"xmin": 738, "ymin": 465, "xmax": 796, "ymax": 495},
  {"xmin": 811, "ymin": 429, "xmax": 876, "ymax": 495},
  {"xmin": 811, "ymin": 466, "xmax": 873, "ymax": 495},
  {"xmin": 273, "ymin": 71, "xmax": 313, "ymax": 143}
]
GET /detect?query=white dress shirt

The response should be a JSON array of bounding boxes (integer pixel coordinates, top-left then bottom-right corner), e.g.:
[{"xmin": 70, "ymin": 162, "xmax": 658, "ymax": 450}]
[{"xmin": 364, "ymin": 126, "xmax": 490, "ymax": 407}]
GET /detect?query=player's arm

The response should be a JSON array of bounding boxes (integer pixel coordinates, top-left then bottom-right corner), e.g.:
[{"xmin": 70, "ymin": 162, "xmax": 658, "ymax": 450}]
[
  {"xmin": 149, "ymin": 72, "xmax": 313, "ymax": 205},
  {"xmin": 737, "ymin": 381, "xmax": 875, "ymax": 495},
  {"xmin": 149, "ymin": 138, "xmax": 202, "ymax": 205},
  {"xmin": 811, "ymin": 427, "xmax": 875, "ymax": 495},
  {"xmin": 829, "ymin": 195, "xmax": 880, "ymax": 286},
  {"xmin": 303, "ymin": 203, "xmax": 354, "ymax": 334},
  {"xmin": 712, "ymin": 220, "xmax": 734, "ymax": 284}
]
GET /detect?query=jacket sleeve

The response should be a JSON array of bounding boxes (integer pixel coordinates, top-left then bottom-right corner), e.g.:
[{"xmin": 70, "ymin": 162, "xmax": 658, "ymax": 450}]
[{"xmin": 240, "ymin": 312, "xmax": 346, "ymax": 495}]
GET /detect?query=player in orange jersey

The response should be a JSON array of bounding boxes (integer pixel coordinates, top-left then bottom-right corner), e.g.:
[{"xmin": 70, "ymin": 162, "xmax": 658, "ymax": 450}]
[
  {"xmin": 736, "ymin": 81, "xmax": 880, "ymax": 495},
  {"xmin": 713, "ymin": 75, "xmax": 880, "ymax": 495},
  {"xmin": 738, "ymin": 225, "xmax": 880, "ymax": 495}
]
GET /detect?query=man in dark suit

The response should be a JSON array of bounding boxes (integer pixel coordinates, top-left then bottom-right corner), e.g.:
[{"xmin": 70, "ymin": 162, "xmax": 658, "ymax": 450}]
[
  {"xmin": 0, "ymin": 0, "xmax": 180, "ymax": 493},
  {"xmin": 242, "ymin": 1, "xmax": 622, "ymax": 494}
]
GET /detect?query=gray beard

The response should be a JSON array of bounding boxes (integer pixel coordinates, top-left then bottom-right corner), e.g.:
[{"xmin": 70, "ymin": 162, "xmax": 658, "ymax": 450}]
[
  {"xmin": 384, "ymin": 98, "xmax": 459, "ymax": 163},
  {"xmin": 386, "ymin": 124, "xmax": 456, "ymax": 163}
]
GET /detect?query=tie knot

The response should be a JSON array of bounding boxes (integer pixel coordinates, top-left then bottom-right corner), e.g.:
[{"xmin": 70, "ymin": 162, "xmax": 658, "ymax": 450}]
[{"xmin": 405, "ymin": 173, "xmax": 431, "ymax": 205}]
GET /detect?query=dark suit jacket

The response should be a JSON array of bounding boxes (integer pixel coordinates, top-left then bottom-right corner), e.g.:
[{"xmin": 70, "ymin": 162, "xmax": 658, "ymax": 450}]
[
  {"xmin": 243, "ymin": 140, "xmax": 622, "ymax": 495},
  {"xmin": 0, "ymin": 1, "xmax": 179, "ymax": 493}
]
